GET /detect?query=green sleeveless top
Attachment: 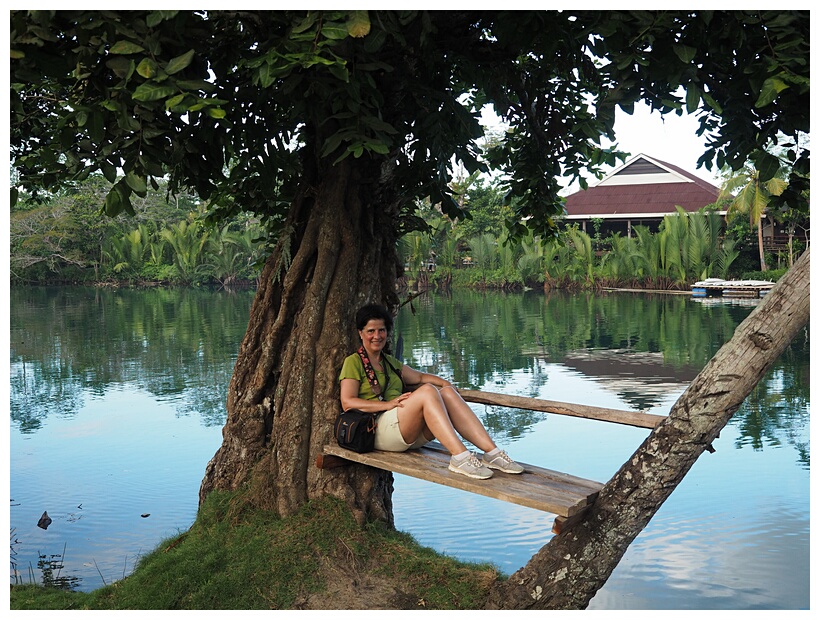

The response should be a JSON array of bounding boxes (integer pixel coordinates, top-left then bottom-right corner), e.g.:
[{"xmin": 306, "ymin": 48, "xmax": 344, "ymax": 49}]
[{"xmin": 339, "ymin": 352, "xmax": 403, "ymax": 401}]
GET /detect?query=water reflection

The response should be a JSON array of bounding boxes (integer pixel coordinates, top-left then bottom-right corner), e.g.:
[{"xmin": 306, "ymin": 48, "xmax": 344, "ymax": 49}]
[
  {"xmin": 561, "ymin": 349, "xmax": 699, "ymax": 411},
  {"xmin": 9, "ymin": 286, "xmax": 809, "ymax": 608},
  {"xmin": 10, "ymin": 286, "xmax": 251, "ymax": 431}
]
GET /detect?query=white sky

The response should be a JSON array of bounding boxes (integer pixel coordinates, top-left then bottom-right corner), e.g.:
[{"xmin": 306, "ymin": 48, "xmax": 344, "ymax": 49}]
[
  {"xmin": 602, "ymin": 101, "xmax": 723, "ymax": 185},
  {"xmin": 480, "ymin": 99, "xmax": 724, "ymax": 195}
]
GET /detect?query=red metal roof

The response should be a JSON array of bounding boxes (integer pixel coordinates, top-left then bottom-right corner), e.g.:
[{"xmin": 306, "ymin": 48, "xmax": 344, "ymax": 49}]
[{"xmin": 563, "ymin": 155, "xmax": 720, "ymax": 217}]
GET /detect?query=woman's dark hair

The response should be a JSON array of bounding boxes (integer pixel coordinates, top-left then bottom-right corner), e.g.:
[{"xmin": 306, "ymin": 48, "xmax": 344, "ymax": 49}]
[{"xmin": 355, "ymin": 304, "xmax": 393, "ymax": 331}]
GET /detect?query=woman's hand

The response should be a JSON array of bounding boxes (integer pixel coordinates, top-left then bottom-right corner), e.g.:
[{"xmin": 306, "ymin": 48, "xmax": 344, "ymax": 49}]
[{"xmin": 389, "ymin": 392, "xmax": 413, "ymax": 408}]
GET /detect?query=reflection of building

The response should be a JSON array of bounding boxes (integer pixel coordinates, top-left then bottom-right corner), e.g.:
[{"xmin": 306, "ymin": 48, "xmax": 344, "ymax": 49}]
[
  {"xmin": 562, "ymin": 153, "xmax": 722, "ymax": 238},
  {"xmin": 562, "ymin": 349, "xmax": 701, "ymax": 411}
]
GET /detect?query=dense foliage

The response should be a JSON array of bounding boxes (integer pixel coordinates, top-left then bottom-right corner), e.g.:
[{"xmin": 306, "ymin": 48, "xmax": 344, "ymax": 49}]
[
  {"xmin": 10, "ymin": 175, "xmax": 265, "ymax": 285},
  {"xmin": 10, "ymin": 10, "xmax": 809, "ymax": 240},
  {"xmin": 13, "ymin": 173, "xmax": 804, "ymax": 289}
]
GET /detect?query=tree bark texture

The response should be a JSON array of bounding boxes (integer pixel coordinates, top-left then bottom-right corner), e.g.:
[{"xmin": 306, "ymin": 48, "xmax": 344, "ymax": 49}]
[
  {"xmin": 199, "ymin": 154, "xmax": 407, "ymax": 525},
  {"xmin": 489, "ymin": 248, "xmax": 810, "ymax": 609}
]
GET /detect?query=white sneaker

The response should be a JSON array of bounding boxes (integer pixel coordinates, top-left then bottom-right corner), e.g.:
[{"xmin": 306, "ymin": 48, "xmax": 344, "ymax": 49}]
[
  {"xmin": 448, "ymin": 453, "xmax": 493, "ymax": 479},
  {"xmin": 482, "ymin": 449, "xmax": 524, "ymax": 474}
]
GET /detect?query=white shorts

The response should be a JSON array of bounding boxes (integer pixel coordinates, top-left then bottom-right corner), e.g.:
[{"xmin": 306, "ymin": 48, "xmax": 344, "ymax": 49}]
[{"xmin": 374, "ymin": 406, "xmax": 430, "ymax": 452}]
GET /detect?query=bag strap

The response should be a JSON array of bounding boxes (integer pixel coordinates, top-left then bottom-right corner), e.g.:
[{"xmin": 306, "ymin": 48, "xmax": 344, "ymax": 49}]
[
  {"xmin": 382, "ymin": 355, "xmax": 405, "ymax": 393},
  {"xmin": 357, "ymin": 346, "xmax": 385, "ymax": 401}
]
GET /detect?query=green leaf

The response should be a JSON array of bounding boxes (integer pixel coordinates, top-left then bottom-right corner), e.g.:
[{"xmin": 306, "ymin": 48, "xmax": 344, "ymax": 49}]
[
  {"xmin": 362, "ymin": 116, "xmax": 398, "ymax": 134},
  {"xmin": 125, "ymin": 171, "xmax": 147, "ymax": 196},
  {"xmin": 206, "ymin": 107, "xmax": 226, "ymax": 119},
  {"xmin": 346, "ymin": 11, "xmax": 371, "ymax": 38},
  {"xmin": 752, "ymin": 151, "xmax": 781, "ymax": 183},
  {"xmin": 755, "ymin": 76, "xmax": 789, "ymax": 108},
  {"xmin": 175, "ymin": 79, "xmax": 216, "ymax": 93},
  {"xmin": 672, "ymin": 44, "xmax": 697, "ymax": 64},
  {"xmin": 165, "ymin": 93, "xmax": 186, "ymax": 109},
  {"xmin": 136, "ymin": 58, "xmax": 158, "ymax": 79},
  {"xmin": 132, "ymin": 82, "xmax": 177, "ymax": 102},
  {"xmin": 328, "ymin": 64, "xmax": 349, "ymax": 82},
  {"xmin": 87, "ymin": 112, "xmax": 105, "ymax": 142},
  {"xmin": 701, "ymin": 92, "xmax": 722, "ymax": 114},
  {"xmin": 106, "ymin": 56, "xmax": 134, "ymax": 79},
  {"xmin": 363, "ymin": 28, "xmax": 387, "ymax": 53},
  {"xmin": 322, "ymin": 22, "xmax": 349, "ymax": 40},
  {"xmin": 165, "ymin": 49, "xmax": 195, "ymax": 75},
  {"xmin": 685, "ymin": 83, "xmax": 701, "ymax": 114},
  {"xmin": 146, "ymin": 11, "xmax": 178, "ymax": 28},
  {"xmin": 321, "ymin": 132, "xmax": 346, "ymax": 158},
  {"xmin": 292, "ymin": 12, "xmax": 319, "ymax": 34},
  {"xmin": 366, "ymin": 141, "xmax": 389, "ymax": 155},
  {"xmin": 256, "ymin": 63, "xmax": 274, "ymax": 88},
  {"xmin": 764, "ymin": 177, "xmax": 788, "ymax": 197},
  {"xmin": 104, "ymin": 188, "xmax": 123, "ymax": 216},
  {"xmin": 109, "ymin": 40, "xmax": 145, "ymax": 55},
  {"xmin": 100, "ymin": 160, "xmax": 117, "ymax": 183}
]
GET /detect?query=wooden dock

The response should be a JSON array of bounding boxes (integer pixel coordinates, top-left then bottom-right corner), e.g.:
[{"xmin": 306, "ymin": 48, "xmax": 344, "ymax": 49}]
[{"xmin": 691, "ymin": 278, "xmax": 774, "ymax": 298}]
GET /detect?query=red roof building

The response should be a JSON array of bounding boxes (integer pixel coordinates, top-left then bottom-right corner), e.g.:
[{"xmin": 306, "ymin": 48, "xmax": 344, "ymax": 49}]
[{"xmin": 562, "ymin": 153, "xmax": 723, "ymax": 237}]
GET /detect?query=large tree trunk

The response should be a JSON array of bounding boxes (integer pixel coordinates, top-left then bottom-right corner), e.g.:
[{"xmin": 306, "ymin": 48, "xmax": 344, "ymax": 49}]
[
  {"xmin": 488, "ymin": 248, "xmax": 809, "ymax": 609},
  {"xmin": 199, "ymin": 153, "xmax": 406, "ymax": 525}
]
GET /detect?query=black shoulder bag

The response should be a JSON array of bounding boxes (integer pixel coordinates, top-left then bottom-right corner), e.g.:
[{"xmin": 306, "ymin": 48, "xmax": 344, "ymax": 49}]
[{"xmin": 334, "ymin": 347, "xmax": 396, "ymax": 453}]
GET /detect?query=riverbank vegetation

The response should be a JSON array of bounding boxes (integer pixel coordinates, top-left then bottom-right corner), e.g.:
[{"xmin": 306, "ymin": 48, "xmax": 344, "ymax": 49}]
[
  {"xmin": 10, "ymin": 492, "xmax": 498, "ymax": 610},
  {"xmin": 10, "ymin": 174, "xmax": 802, "ymax": 291}
]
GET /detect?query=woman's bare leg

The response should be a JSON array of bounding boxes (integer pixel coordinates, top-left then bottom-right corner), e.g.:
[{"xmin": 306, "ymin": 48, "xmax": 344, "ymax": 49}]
[
  {"xmin": 395, "ymin": 384, "xmax": 468, "ymax": 455},
  {"xmin": 438, "ymin": 385, "xmax": 497, "ymax": 452}
]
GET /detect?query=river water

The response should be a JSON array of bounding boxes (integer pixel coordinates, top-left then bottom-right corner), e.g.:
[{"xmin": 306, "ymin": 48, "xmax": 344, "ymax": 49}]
[{"xmin": 8, "ymin": 286, "xmax": 810, "ymax": 608}]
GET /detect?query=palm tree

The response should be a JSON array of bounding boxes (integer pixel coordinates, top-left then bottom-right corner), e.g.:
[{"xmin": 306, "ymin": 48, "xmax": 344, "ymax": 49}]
[{"xmin": 720, "ymin": 164, "xmax": 788, "ymax": 272}]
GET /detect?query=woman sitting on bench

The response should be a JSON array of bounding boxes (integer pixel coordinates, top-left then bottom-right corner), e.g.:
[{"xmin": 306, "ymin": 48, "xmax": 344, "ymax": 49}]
[{"xmin": 339, "ymin": 304, "xmax": 523, "ymax": 480}]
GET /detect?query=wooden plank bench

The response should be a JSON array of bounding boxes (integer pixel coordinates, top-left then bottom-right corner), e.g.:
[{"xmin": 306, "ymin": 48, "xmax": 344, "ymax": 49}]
[
  {"xmin": 319, "ymin": 389, "xmax": 663, "ymax": 531},
  {"xmin": 318, "ymin": 441, "xmax": 603, "ymax": 519}
]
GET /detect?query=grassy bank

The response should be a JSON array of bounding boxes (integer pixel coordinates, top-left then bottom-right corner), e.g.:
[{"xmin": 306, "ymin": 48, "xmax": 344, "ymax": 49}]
[{"xmin": 10, "ymin": 491, "xmax": 500, "ymax": 610}]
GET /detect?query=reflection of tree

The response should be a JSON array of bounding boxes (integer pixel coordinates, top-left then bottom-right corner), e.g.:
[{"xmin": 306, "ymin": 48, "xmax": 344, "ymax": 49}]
[
  {"xmin": 730, "ymin": 332, "xmax": 810, "ymax": 469},
  {"xmin": 12, "ymin": 287, "xmax": 808, "ymax": 464},
  {"xmin": 9, "ymin": 287, "xmax": 253, "ymax": 431},
  {"xmin": 396, "ymin": 290, "xmax": 809, "ymax": 464},
  {"xmin": 396, "ymin": 289, "xmax": 751, "ymax": 383},
  {"xmin": 475, "ymin": 406, "xmax": 547, "ymax": 442},
  {"xmin": 10, "ymin": 360, "xmax": 85, "ymax": 431}
]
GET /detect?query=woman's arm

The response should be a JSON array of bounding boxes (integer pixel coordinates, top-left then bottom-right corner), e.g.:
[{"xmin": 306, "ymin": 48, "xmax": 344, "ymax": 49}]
[
  {"xmin": 340, "ymin": 378, "xmax": 399, "ymax": 412},
  {"xmin": 401, "ymin": 365, "xmax": 453, "ymax": 390}
]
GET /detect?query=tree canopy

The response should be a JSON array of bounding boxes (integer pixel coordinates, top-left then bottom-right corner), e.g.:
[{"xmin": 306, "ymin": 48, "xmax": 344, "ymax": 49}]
[{"xmin": 11, "ymin": 10, "xmax": 809, "ymax": 240}]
